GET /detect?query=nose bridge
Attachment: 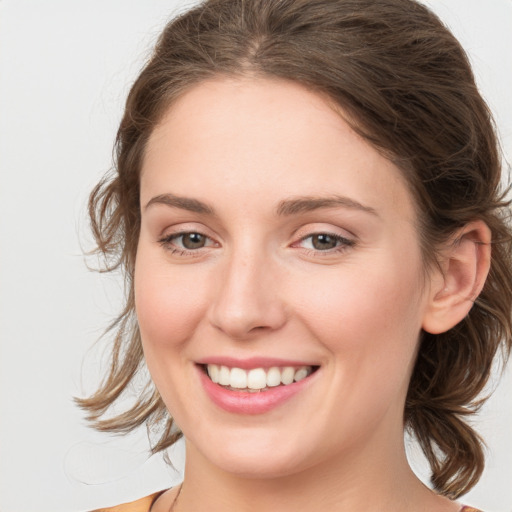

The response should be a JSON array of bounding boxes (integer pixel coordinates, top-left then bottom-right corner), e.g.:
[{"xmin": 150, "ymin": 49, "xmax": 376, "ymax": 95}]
[{"xmin": 208, "ymin": 241, "xmax": 286, "ymax": 338}]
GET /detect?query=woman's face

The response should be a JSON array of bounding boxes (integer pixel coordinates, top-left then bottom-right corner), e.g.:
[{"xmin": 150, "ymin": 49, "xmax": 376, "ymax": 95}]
[{"xmin": 135, "ymin": 77, "xmax": 435, "ymax": 478}]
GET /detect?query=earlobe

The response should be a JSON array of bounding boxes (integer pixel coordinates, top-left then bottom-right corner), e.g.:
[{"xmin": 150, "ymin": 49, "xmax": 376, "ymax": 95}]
[{"xmin": 422, "ymin": 220, "xmax": 491, "ymax": 335}]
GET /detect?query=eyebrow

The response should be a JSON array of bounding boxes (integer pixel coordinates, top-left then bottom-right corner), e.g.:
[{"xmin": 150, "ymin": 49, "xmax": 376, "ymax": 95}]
[
  {"xmin": 144, "ymin": 193, "xmax": 214, "ymax": 215},
  {"xmin": 144, "ymin": 192, "xmax": 378, "ymax": 217},
  {"xmin": 276, "ymin": 195, "xmax": 378, "ymax": 217}
]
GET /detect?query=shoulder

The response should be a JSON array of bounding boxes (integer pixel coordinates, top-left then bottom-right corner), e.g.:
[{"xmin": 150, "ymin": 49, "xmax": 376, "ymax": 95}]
[{"xmin": 90, "ymin": 491, "xmax": 166, "ymax": 512}]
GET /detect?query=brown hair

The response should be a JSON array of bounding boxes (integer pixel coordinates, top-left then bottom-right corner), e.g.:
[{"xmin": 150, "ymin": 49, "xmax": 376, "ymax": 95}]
[{"xmin": 77, "ymin": 0, "xmax": 512, "ymax": 499}]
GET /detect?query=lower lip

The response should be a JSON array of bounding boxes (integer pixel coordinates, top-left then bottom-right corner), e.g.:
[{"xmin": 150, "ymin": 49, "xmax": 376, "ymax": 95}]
[{"xmin": 198, "ymin": 366, "xmax": 316, "ymax": 415}]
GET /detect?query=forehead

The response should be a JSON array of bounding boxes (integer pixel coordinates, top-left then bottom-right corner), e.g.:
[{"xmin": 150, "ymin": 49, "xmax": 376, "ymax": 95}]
[{"xmin": 141, "ymin": 77, "xmax": 415, "ymax": 223}]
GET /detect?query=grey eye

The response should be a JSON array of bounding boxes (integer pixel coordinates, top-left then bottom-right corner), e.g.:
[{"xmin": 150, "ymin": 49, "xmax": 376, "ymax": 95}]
[
  {"xmin": 180, "ymin": 232, "xmax": 207, "ymax": 249},
  {"xmin": 310, "ymin": 234, "xmax": 339, "ymax": 250}
]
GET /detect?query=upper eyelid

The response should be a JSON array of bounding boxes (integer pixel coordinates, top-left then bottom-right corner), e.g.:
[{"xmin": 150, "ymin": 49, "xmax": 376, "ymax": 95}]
[
  {"xmin": 298, "ymin": 231, "xmax": 354, "ymax": 241},
  {"xmin": 292, "ymin": 223, "xmax": 357, "ymax": 241},
  {"xmin": 158, "ymin": 222, "xmax": 217, "ymax": 239}
]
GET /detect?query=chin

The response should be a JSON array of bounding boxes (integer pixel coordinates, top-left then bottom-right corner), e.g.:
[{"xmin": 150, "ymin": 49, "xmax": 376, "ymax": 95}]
[
  {"xmin": 211, "ymin": 451, "xmax": 310, "ymax": 480},
  {"xmin": 186, "ymin": 428, "xmax": 321, "ymax": 480}
]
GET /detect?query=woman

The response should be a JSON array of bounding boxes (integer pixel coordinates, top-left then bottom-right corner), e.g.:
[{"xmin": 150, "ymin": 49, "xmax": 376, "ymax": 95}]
[{"xmin": 79, "ymin": 0, "xmax": 512, "ymax": 510}]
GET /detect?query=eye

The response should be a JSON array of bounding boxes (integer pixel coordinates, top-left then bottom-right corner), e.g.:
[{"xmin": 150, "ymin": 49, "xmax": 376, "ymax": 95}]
[
  {"xmin": 158, "ymin": 231, "xmax": 216, "ymax": 253},
  {"xmin": 298, "ymin": 232, "xmax": 355, "ymax": 252},
  {"xmin": 177, "ymin": 232, "xmax": 208, "ymax": 249}
]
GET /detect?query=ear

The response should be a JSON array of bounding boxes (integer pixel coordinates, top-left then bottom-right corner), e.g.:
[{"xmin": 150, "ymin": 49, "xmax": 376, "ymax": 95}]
[{"xmin": 422, "ymin": 220, "xmax": 491, "ymax": 335}]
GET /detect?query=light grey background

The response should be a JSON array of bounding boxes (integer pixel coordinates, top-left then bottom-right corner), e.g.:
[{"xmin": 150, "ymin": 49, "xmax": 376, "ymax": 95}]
[{"xmin": 0, "ymin": 1, "xmax": 511, "ymax": 511}]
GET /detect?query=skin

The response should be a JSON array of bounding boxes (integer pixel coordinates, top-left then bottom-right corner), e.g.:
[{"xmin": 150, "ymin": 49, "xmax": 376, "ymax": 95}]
[{"xmin": 135, "ymin": 77, "xmax": 474, "ymax": 511}]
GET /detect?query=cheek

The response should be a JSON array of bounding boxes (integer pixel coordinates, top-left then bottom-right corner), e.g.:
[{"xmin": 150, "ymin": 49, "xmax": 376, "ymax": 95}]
[
  {"xmin": 134, "ymin": 250, "xmax": 209, "ymax": 350},
  {"xmin": 292, "ymin": 259, "xmax": 425, "ymax": 440},
  {"xmin": 293, "ymin": 255, "xmax": 425, "ymax": 367}
]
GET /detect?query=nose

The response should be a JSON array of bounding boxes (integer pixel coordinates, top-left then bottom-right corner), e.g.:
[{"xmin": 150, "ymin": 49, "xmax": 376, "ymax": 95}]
[{"xmin": 207, "ymin": 248, "xmax": 287, "ymax": 339}]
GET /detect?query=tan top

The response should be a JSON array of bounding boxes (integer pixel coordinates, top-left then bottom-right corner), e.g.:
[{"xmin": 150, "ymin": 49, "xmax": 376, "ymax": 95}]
[
  {"xmin": 91, "ymin": 491, "xmax": 165, "ymax": 512},
  {"xmin": 92, "ymin": 492, "xmax": 482, "ymax": 512}
]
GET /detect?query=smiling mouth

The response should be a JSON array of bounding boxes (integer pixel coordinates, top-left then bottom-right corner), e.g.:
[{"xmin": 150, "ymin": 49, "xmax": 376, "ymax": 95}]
[{"xmin": 201, "ymin": 364, "xmax": 319, "ymax": 392}]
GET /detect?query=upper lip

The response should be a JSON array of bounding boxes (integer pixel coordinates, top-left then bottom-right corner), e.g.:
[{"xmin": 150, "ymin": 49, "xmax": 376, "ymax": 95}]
[{"xmin": 195, "ymin": 356, "xmax": 319, "ymax": 369}]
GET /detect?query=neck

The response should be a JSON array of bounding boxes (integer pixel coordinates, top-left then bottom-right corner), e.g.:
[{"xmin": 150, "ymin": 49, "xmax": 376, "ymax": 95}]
[{"xmin": 172, "ymin": 431, "xmax": 450, "ymax": 512}]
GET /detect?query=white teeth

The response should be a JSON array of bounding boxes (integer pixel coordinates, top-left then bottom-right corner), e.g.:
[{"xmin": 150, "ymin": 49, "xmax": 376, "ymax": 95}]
[
  {"xmin": 208, "ymin": 364, "xmax": 219, "ymax": 383},
  {"xmin": 219, "ymin": 365, "xmax": 231, "ymax": 386},
  {"xmin": 294, "ymin": 367, "xmax": 309, "ymax": 382},
  {"xmin": 230, "ymin": 367, "xmax": 247, "ymax": 389},
  {"xmin": 247, "ymin": 368, "xmax": 267, "ymax": 389},
  {"xmin": 281, "ymin": 366, "xmax": 295, "ymax": 385},
  {"xmin": 206, "ymin": 364, "xmax": 314, "ymax": 390},
  {"xmin": 266, "ymin": 367, "xmax": 281, "ymax": 387}
]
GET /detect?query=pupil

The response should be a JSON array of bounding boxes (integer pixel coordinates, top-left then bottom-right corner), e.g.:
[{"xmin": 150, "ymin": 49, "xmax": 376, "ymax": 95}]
[
  {"xmin": 183, "ymin": 233, "xmax": 205, "ymax": 249},
  {"xmin": 312, "ymin": 234, "xmax": 337, "ymax": 250}
]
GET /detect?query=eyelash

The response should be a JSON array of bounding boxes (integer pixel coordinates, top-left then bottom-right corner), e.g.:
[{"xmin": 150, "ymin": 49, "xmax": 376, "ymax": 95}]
[
  {"xmin": 157, "ymin": 231, "xmax": 216, "ymax": 257},
  {"xmin": 296, "ymin": 232, "xmax": 355, "ymax": 256},
  {"xmin": 157, "ymin": 231, "xmax": 356, "ymax": 257}
]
